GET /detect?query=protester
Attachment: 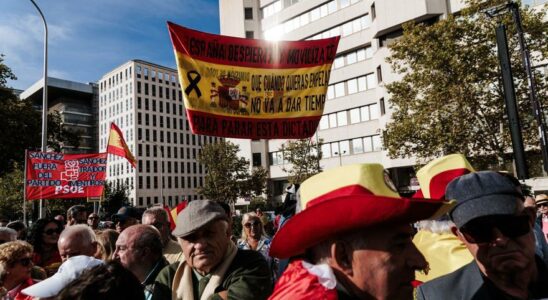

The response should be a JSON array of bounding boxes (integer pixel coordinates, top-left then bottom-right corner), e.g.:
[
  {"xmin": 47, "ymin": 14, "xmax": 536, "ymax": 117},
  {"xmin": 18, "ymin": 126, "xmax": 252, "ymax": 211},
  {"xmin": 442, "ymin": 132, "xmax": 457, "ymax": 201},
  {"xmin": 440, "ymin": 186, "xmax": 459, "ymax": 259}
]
[
  {"xmin": 416, "ymin": 171, "xmax": 548, "ymax": 299},
  {"xmin": 27, "ymin": 218, "xmax": 63, "ymax": 276},
  {"xmin": 535, "ymin": 194, "xmax": 548, "ymax": 243},
  {"xmin": 154, "ymin": 200, "xmax": 272, "ymax": 300},
  {"xmin": 56, "ymin": 260, "xmax": 145, "ymax": 300},
  {"xmin": 112, "ymin": 206, "xmax": 140, "ymax": 233},
  {"xmin": 268, "ymin": 163, "xmax": 453, "ymax": 300},
  {"xmin": 238, "ymin": 212, "xmax": 277, "ymax": 280},
  {"xmin": 0, "ymin": 241, "xmax": 37, "ymax": 300},
  {"xmin": 95, "ymin": 229, "xmax": 119, "ymax": 261},
  {"xmin": 22, "ymin": 255, "xmax": 104, "ymax": 299},
  {"xmin": 524, "ymin": 195, "xmax": 548, "ymax": 265},
  {"xmin": 412, "ymin": 154, "xmax": 474, "ymax": 282},
  {"xmin": 7, "ymin": 221, "xmax": 27, "ymax": 241},
  {"xmin": 67, "ymin": 205, "xmax": 88, "ymax": 226},
  {"xmin": 54, "ymin": 215, "xmax": 66, "ymax": 226},
  {"xmin": 142, "ymin": 207, "xmax": 183, "ymax": 264},
  {"xmin": 114, "ymin": 224, "xmax": 168, "ymax": 299},
  {"xmin": 0, "ymin": 227, "xmax": 17, "ymax": 245},
  {"xmin": 58, "ymin": 224, "xmax": 98, "ymax": 262},
  {"xmin": 87, "ymin": 213, "xmax": 100, "ymax": 230}
]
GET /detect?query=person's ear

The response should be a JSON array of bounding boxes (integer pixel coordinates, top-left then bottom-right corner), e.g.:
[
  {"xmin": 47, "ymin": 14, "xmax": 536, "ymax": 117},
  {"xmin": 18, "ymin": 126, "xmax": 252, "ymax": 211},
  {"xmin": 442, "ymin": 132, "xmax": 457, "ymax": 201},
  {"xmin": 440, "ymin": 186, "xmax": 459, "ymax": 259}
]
[
  {"xmin": 330, "ymin": 241, "xmax": 353, "ymax": 276},
  {"xmin": 451, "ymin": 226, "xmax": 467, "ymax": 243}
]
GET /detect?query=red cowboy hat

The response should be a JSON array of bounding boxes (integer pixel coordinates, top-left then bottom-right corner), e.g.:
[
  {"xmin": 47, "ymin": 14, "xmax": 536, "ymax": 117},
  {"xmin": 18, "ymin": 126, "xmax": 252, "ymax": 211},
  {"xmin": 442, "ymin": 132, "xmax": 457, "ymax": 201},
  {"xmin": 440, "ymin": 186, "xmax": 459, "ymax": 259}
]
[
  {"xmin": 269, "ymin": 164, "xmax": 454, "ymax": 259},
  {"xmin": 413, "ymin": 154, "xmax": 475, "ymax": 200}
]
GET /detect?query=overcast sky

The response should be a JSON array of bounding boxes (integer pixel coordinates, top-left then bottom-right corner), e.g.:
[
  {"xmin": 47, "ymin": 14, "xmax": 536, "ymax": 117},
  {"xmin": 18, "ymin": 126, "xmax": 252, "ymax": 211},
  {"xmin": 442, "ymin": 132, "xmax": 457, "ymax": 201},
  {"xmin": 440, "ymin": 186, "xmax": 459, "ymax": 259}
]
[{"xmin": 0, "ymin": 0, "xmax": 220, "ymax": 90}]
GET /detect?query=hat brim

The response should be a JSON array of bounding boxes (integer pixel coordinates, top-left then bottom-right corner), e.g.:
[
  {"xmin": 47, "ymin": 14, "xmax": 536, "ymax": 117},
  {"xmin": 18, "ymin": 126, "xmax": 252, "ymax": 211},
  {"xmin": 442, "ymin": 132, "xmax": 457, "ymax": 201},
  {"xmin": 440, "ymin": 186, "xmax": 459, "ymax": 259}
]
[
  {"xmin": 450, "ymin": 194, "xmax": 518, "ymax": 228},
  {"xmin": 537, "ymin": 199, "xmax": 548, "ymax": 206},
  {"xmin": 269, "ymin": 194, "xmax": 452, "ymax": 258},
  {"xmin": 22, "ymin": 272, "xmax": 66, "ymax": 297}
]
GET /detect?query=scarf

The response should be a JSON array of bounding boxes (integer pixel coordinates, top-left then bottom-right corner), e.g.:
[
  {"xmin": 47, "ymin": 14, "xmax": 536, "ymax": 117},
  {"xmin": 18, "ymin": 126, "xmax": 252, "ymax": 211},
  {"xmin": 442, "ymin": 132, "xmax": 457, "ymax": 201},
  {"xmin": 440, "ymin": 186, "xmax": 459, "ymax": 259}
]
[{"xmin": 172, "ymin": 242, "xmax": 237, "ymax": 300}]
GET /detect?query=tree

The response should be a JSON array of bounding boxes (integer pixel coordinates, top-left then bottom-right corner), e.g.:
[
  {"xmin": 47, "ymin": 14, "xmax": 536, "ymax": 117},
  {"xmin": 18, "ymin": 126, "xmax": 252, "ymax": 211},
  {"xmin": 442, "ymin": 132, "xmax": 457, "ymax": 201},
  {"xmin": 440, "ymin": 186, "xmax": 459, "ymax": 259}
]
[
  {"xmin": 383, "ymin": 0, "xmax": 548, "ymax": 170},
  {"xmin": 0, "ymin": 162, "xmax": 32, "ymax": 221},
  {"xmin": 100, "ymin": 181, "xmax": 132, "ymax": 219},
  {"xmin": 0, "ymin": 54, "xmax": 81, "ymax": 176},
  {"xmin": 197, "ymin": 141, "xmax": 267, "ymax": 204},
  {"xmin": 281, "ymin": 138, "xmax": 323, "ymax": 184}
]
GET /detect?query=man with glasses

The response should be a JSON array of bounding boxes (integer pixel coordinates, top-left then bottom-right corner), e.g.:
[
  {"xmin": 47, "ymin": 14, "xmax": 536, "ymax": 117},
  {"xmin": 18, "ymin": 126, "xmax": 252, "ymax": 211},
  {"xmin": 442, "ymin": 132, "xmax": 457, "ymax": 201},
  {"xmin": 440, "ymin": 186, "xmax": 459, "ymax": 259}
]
[
  {"xmin": 142, "ymin": 207, "xmax": 183, "ymax": 264},
  {"xmin": 417, "ymin": 171, "xmax": 548, "ymax": 300},
  {"xmin": 535, "ymin": 194, "xmax": 548, "ymax": 243},
  {"xmin": 87, "ymin": 213, "xmax": 100, "ymax": 230}
]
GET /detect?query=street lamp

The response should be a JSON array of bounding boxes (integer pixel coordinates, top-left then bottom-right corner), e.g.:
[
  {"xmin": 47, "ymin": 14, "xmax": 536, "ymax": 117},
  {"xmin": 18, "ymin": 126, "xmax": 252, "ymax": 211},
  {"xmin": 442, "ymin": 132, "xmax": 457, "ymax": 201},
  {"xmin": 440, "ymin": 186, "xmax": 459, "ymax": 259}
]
[
  {"xmin": 29, "ymin": 0, "xmax": 48, "ymax": 219},
  {"xmin": 140, "ymin": 140, "xmax": 164, "ymax": 206},
  {"xmin": 333, "ymin": 150, "xmax": 346, "ymax": 166}
]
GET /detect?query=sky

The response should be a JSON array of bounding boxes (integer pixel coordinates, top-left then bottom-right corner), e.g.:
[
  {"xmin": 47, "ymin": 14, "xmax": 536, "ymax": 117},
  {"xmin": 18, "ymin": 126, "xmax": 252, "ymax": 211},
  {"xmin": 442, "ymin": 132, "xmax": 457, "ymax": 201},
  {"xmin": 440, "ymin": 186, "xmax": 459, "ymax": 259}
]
[{"xmin": 0, "ymin": 0, "xmax": 220, "ymax": 90}]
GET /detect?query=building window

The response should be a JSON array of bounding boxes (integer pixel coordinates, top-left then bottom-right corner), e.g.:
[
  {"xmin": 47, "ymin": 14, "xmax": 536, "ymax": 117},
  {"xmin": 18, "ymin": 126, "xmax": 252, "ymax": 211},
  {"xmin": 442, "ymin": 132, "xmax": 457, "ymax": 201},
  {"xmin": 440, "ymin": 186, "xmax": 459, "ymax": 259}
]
[
  {"xmin": 371, "ymin": 3, "xmax": 376, "ymax": 20},
  {"xmin": 245, "ymin": 31, "xmax": 254, "ymax": 39},
  {"xmin": 380, "ymin": 97, "xmax": 385, "ymax": 115},
  {"xmin": 377, "ymin": 65, "xmax": 383, "ymax": 83},
  {"xmin": 244, "ymin": 7, "xmax": 253, "ymax": 20},
  {"xmin": 252, "ymin": 153, "xmax": 262, "ymax": 166}
]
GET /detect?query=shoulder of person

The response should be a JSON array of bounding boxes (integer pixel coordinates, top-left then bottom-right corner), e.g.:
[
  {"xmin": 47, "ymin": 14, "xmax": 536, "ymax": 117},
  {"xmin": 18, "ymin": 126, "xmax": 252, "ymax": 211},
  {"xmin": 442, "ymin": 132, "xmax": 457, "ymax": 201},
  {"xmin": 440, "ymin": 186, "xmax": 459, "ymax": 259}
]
[
  {"xmin": 416, "ymin": 261, "xmax": 479, "ymax": 300},
  {"xmin": 155, "ymin": 261, "xmax": 180, "ymax": 284}
]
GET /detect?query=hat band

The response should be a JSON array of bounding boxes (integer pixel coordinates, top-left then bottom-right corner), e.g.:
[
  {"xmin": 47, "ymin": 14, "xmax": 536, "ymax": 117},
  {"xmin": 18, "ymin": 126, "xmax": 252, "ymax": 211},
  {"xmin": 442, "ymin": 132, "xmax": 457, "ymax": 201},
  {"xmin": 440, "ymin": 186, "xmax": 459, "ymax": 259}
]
[
  {"xmin": 305, "ymin": 185, "xmax": 376, "ymax": 209},
  {"xmin": 427, "ymin": 168, "xmax": 472, "ymax": 199}
]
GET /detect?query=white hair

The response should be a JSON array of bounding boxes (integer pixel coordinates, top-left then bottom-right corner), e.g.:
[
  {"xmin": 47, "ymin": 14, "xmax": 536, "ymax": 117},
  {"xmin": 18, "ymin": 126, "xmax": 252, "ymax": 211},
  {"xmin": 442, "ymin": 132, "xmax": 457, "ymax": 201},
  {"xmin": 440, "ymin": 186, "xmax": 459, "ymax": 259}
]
[
  {"xmin": 415, "ymin": 220, "xmax": 454, "ymax": 234},
  {"xmin": 59, "ymin": 224, "xmax": 96, "ymax": 245}
]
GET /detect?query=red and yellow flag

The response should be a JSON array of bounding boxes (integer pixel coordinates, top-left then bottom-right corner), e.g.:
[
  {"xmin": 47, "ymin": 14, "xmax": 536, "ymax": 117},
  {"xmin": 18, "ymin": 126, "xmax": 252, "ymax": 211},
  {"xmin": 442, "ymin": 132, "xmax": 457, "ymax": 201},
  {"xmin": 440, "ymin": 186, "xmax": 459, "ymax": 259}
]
[
  {"xmin": 107, "ymin": 123, "xmax": 136, "ymax": 167},
  {"xmin": 167, "ymin": 22, "xmax": 339, "ymax": 139}
]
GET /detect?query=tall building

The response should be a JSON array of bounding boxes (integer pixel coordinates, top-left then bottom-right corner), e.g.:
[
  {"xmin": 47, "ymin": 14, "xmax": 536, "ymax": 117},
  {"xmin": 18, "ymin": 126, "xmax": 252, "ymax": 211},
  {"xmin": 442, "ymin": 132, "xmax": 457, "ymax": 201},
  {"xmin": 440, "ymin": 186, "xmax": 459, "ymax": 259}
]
[
  {"xmin": 98, "ymin": 60, "xmax": 221, "ymax": 207},
  {"xmin": 220, "ymin": 0, "xmax": 471, "ymax": 198},
  {"xmin": 20, "ymin": 77, "xmax": 98, "ymax": 154}
]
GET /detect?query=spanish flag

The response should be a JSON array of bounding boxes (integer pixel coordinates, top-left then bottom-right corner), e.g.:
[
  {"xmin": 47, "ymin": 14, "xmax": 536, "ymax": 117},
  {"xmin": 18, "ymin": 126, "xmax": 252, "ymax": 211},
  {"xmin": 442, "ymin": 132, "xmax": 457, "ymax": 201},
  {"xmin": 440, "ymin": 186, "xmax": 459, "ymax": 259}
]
[
  {"xmin": 167, "ymin": 22, "xmax": 339, "ymax": 139},
  {"xmin": 166, "ymin": 200, "xmax": 188, "ymax": 230},
  {"xmin": 107, "ymin": 123, "xmax": 136, "ymax": 167}
]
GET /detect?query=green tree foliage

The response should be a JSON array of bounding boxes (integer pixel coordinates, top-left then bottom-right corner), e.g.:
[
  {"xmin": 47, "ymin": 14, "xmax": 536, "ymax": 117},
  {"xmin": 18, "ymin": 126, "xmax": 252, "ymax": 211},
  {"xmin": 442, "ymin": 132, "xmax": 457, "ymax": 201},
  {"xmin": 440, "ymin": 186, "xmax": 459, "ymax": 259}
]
[
  {"xmin": 197, "ymin": 140, "xmax": 267, "ymax": 204},
  {"xmin": 100, "ymin": 181, "xmax": 132, "ymax": 219},
  {"xmin": 281, "ymin": 138, "xmax": 323, "ymax": 184},
  {"xmin": 0, "ymin": 54, "xmax": 81, "ymax": 176},
  {"xmin": 0, "ymin": 163, "xmax": 31, "ymax": 221},
  {"xmin": 383, "ymin": 0, "xmax": 548, "ymax": 168}
]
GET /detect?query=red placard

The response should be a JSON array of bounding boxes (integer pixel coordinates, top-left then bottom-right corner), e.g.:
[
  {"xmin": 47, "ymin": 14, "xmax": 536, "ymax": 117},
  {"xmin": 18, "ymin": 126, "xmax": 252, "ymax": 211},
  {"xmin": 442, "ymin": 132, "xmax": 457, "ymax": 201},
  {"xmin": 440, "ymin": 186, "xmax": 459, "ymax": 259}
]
[{"xmin": 26, "ymin": 151, "xmax": 107, "ymax": 200}]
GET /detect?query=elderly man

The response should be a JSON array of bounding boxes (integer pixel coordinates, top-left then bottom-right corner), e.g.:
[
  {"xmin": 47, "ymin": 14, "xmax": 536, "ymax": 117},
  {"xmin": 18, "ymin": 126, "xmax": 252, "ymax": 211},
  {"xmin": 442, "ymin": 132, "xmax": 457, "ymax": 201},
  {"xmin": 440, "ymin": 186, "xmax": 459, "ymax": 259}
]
[
  {"xmin": 153, "ymin": 200, "xmax": 272, "ymax": 300},
  {"xmin": 417, "ymin": 171, "xmax": 548, "ymax": 299},
  {"xmin": 0, "ymin": 227, "xmax": 17, "ymax": 244},
  {"xmin": 114, "ymin": 224, "xmax": 168, "ymax": 299},
  {"xmin": 66, "ymin": 205, "xmax": 87, "ymax": 226},
  {"xmin": 268, "ymin": 164, "xmax": 453, "ymax": 300},
  {"xmin": 142, "ymin": 207, "xmax": 183, "ymax": 264},
  {"xmin": 112, "ymin": 206, "xmax": 140, "ymax": 233},
  {"xmin": 535, "ymin": 194, "xmax": 548, "ymax": 243},
  {"xmin": 58, "ymin": 224, "xmax": 98, "ymax": 262}
]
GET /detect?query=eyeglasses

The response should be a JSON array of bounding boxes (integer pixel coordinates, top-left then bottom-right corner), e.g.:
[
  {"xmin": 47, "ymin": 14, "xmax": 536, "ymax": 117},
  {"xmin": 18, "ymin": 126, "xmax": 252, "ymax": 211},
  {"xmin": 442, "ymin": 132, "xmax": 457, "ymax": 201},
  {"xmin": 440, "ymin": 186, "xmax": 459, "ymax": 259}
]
[
  {"xmin": 44, "ymin": 228, "xmax": 62, "ymax": 236},
  {"xmin": 244, "ymin": 221, "xmax": 261, "ymax": 229},
  {"xmin": 459, "ymin": 215, "xmax": 531, "ymax": 244},
  {"xmin": 17, "ymin": 257, "xmax": 33, "ymax": 267},
  {"xmin": 539, "ymin": 203, "xmax": 548, "ymax": 208}
]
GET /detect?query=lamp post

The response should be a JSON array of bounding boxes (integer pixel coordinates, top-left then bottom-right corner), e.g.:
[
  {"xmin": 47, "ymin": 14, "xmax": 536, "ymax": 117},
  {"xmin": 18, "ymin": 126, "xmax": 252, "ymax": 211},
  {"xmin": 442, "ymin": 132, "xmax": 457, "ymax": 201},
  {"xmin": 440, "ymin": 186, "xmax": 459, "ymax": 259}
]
[
  {"xmin": 333, "ymin": 150, "xmax": 346, "ymax": 166},
  {"xmin": 29, "ymin": 0, "xmax": 48, "ymax": 218},
  {"xmin": 140, "ymin": 140, "xmax": 164, "ymax": 206}
]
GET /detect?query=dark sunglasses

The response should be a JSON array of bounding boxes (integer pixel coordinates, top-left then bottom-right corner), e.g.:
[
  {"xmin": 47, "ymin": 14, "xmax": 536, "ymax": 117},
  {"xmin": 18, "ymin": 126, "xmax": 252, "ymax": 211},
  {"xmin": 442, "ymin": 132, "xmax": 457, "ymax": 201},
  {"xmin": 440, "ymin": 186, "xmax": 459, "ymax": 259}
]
[
  {"xmin": 538, "ymin": 203, "xmax": 548, "ymax": 208},
  {"xmin": 244, "ymin": 221, "xmax": 261, "ymax": 229},
  {"xmin": 44, "ymin": 228, "xmax": 62, "ymax": 235},
  {"xmin": 459, "ymin": 215, "xmax": 531, "ymax": 244},
  {"xmin": 17, "ymin": 257, "xmax": 33, "ymax": 267}
]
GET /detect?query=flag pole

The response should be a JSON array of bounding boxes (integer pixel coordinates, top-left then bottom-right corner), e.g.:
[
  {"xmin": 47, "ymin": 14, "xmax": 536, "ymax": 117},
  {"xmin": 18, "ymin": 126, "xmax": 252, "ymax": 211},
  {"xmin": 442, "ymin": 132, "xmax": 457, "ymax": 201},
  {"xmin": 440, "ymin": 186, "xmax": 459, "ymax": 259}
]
[{"xmin": 23, "ymin": 149, "xmax": 28, "ymax": 225}]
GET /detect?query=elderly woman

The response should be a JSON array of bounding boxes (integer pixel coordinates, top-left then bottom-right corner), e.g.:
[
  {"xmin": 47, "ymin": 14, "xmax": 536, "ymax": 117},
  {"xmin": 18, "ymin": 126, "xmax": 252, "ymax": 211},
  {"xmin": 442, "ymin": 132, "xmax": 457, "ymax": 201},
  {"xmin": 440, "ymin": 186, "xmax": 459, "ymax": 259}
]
[
  {"xmin": 27, "ymin": 218, "xmax": 63, "ymax": 276},
  {"xmin": 238, "ymin": 212, "xmax": 277, "ymax": 279},
  {"xmin": 0, "ymin": 241, "xmax": 37, "ymax": 300}
]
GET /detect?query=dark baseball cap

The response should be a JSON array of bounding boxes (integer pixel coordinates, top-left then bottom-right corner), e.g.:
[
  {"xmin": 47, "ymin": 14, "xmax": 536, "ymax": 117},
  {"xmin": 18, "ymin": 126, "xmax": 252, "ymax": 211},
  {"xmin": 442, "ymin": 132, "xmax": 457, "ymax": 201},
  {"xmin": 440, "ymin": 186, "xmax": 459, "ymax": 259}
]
[
  {"xmin": 446, "ymin": 171, "xmax": 523, "ymax": 228},
  {"xmin": 112, "ymin": 206, "xmax": 140, "ymax": 222},
  {"xmin": 172, "ymin": 200, "xmax": 227, "ymax": 238}
]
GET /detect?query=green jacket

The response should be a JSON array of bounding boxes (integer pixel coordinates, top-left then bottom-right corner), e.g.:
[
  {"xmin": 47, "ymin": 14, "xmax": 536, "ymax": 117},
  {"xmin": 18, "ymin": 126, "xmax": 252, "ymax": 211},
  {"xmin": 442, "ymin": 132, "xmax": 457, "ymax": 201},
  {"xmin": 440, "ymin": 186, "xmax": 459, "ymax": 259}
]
[{"xmin": 152, "ymin": 249, "xmax": 272, "ymax": 300}]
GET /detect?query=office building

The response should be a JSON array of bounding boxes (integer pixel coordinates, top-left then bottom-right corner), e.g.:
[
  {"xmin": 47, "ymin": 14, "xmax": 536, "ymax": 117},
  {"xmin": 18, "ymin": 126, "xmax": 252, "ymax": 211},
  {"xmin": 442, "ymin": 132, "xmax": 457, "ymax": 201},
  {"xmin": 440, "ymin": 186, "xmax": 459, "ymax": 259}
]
[{"xmin": 98, "ymin": 60, "xmax": 221, "ymax": 207}]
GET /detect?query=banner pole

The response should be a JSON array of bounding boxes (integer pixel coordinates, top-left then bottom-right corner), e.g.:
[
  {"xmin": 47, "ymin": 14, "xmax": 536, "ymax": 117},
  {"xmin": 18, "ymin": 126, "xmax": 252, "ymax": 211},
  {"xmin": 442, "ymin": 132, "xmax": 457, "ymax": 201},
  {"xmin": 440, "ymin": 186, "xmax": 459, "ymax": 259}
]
[{"xmin": 23, "ymin": 149, "xmax": 28, "ymax": 225}]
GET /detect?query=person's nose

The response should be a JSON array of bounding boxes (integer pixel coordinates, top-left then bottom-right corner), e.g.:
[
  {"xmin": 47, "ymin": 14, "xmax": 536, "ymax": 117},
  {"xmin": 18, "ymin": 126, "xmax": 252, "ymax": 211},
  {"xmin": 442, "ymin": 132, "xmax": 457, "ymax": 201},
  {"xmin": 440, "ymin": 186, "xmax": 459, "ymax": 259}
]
[{"xmin": 490, "ymin": 228, "xmax": 509, "ymax": 247}]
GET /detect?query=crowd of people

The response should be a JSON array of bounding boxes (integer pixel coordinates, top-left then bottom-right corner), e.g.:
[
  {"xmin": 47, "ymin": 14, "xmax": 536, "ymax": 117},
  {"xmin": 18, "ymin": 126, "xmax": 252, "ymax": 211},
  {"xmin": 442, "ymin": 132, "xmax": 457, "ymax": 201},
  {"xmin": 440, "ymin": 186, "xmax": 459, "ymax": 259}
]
[{"xmin": 0, "ymin": 154, "xmax": 547, "ymax": 299}]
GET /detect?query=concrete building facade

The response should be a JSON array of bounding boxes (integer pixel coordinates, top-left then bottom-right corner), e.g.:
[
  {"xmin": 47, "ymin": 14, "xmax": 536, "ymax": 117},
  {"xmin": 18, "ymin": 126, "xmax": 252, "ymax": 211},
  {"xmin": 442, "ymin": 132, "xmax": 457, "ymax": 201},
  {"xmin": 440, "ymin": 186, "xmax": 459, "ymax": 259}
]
[{"xmin": 98, "ymin": 60, "xmax": 220, "ymax": 207}]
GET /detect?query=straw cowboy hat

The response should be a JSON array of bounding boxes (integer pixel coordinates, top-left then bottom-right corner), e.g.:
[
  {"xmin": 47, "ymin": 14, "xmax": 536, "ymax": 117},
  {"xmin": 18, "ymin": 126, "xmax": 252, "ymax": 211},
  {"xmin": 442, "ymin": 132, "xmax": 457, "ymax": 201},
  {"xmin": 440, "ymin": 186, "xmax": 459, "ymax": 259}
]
[
  {"xmin": 414, "ymin": 154, "xmax": 475, "ymax": 200},
  {"xmin": 269, "ymin": 163, "xmax": 454, "ymax": 259},
  {"xmin": 535, "ymin": 194, "xmax": 548, "ymax": 206}
]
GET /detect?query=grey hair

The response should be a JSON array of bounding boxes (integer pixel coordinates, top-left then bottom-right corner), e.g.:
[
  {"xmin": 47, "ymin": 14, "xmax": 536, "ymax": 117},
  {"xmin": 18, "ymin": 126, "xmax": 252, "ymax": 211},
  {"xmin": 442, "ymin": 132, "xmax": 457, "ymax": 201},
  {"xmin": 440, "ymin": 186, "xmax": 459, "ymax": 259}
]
[
  {"xmin": 59, "ymin": 224, "xmax": 97, "ymax": 245},
  {"xmin": 0, "ymin": 228, "xmax": 17, "ymax": 242},
  {"xmin": 415, "ymin": 220, "xmax": 454, "ymax": 234},
  {"xmin": 142, "ymin": 206, "xmax": 169, "ymax": 223}
]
